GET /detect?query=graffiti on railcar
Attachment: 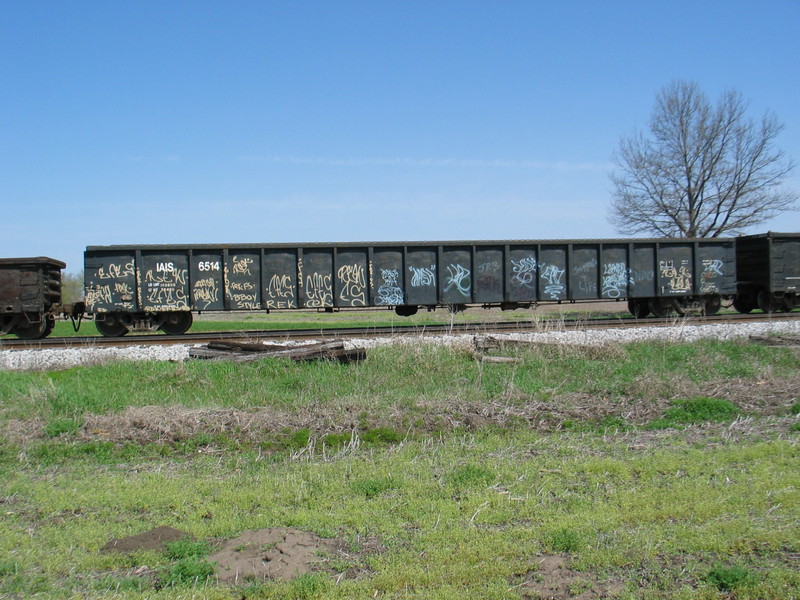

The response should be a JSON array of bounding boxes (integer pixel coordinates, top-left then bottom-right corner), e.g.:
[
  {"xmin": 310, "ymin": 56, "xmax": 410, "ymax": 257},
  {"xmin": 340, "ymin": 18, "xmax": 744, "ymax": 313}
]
[
  {"xmin": 337, "ymin": 263, "xmax": 367, "ymax": 306},
  {"xmin": 572, "ymin": 257, "xmax": 599, "ymax": 295},
  {"xmin": 305, "ymin": 272, "xmax": 333, "ymax": 307},
  {"xmin": 511, "ymin": 257, "xmax": 537, "ymax": 288},
  {"xmin": 266, "ymin": 274, "xmax": 296, "ymax": 309},
  {"xmin": 85, "ymin": 284, "xmax": 113, "ymax": 308},
  {"xmin": 193, "ymin": 277, "xmax": 219, "ymax": 309},
  {"xmin": 377, "ymin": 268, "xmax": 404, "ymax": 305},
  {"xmin": 228, "ymin": 280, "xmax": 259, "ymax": 309},
  {"xmin": 573, "ymin": 257, "xmax": 598, "ymax": 274},
  {"xmin": 144, "ymin": 264, "xmax": 189, "ymax": 309},
  {"xmin": 700, "ymin": 259, "xmax": 725, "ymax": 294},
  {"xmin": 409, "ymin": 265, "xmax": 436, "ymax": 287},
  {"xmin": 444, "ymin": 264, "xmax": 471, "ymax": 297},
  {"xmin": 231, "ymin": 256, "xmax": 254, "ymax": 276},
  {"xmin": 601, "ymin": 262, "xmax": 633, "ymax": 298},
  {"xmin": 660, "ymin": 259, "xmax": 692, "ymax": 294},
  {"xmin": 97, "ymin": 261, "xmax": 134, "ymax": 280},
  {"xmin": 540, "ymin": 264, "xmax": 566, "ymax": 299},
  {"xmin": 476, "ymin": 261, "xmax": 501, "ymax": 294}
]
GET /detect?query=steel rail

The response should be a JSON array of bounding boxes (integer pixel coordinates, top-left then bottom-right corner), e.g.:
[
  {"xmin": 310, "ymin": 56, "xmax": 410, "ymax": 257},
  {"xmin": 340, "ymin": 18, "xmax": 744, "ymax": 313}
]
[{"xmin": 2, "ymin": 311, "xmax": 798, "ymax": 351}]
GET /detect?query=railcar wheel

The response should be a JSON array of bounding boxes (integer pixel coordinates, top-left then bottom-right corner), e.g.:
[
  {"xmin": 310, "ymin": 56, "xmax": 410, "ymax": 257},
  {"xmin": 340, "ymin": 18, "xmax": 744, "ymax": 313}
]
[
  {"xmin": 703, "ymin": 296, "xmax": 722, "ymax": 316},
  {"xmin": 0, "ymin": 315, "xmax": 13, "ymax": 336},
  {"xmin": 95, "ymin": 315, "xmax": 129, "ymax": 337},
  {"xmin": 757, "ymin": 290, "xmax": 785, "ymax": 314},
  {"xmin": 12, "ymin": 316, "xmax": 48, "ymax": 340},
  {"xmin": 732, "ymin": 295, "xmax": 757, "ymax": 314},
  {"xmin": 648, "ymin": 298, "xmax": 676, "ymax": 318},
  {"xmin": 394, "ymin": 305, "xmax": 419, "ymax": 317},
  {"xmin": 42, "ymin": 316, "xmax": 55, "ymax": 338},
  {"xmin": 160, "ymin": 312, "xmax": 193, "ymax": 335},
  {"xmin": 627, "ymin": 299, "xmax": 650, "ymax": 318}
]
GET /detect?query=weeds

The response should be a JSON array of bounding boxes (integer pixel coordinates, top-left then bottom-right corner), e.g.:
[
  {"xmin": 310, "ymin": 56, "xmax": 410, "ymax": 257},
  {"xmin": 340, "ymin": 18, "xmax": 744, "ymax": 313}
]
[
  {"xmin": 162, "ymin": 557, "xmax": 215, "ymax": 586},
  {"xmin": 547, "ymin": 528, "xmax": 583, "ymax": 553},
  {"xmin": 706, "ymin": 563, "xmax": 756, "ymax": 591},
  {"xmin": 164, "ymin": 538, "xmax": 211, "ymax": 560},
  {"xmin": 648, "ymin": 397, "xmax": 740, "ymax": 429}
]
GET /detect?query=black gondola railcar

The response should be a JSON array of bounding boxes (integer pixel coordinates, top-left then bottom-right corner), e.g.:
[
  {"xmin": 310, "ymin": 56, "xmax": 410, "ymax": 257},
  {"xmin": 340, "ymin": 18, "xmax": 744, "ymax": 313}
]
[
  {"xmin": 83, "ymin": 238, "xmax": 738, "ymax": 336},
  {"xmin": 734, "ymin": 232, "xmax": 800, "ymax": 313}
]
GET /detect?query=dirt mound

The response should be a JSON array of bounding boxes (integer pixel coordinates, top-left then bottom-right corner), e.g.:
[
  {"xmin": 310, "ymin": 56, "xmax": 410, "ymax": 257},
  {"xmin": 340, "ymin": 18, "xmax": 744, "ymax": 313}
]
[
  {"xmin": 101, "ymin": 526, "xmax": 193, "ymax": 553},
  {"xmin": 209, "ymin": 527, "xmax": 335, "ymax": 583},
  {"xmin": 100, "ymin": 526, "xmax": 355, "ymax": 584},
  {"xmin": 522, "ymin": 555, "xmax": 624, "ymax": 599}
]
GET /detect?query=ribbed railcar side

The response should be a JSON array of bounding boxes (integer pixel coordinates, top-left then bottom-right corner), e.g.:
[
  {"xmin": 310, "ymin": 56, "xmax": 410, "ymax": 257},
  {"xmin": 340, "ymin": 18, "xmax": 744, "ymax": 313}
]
[
  {"xmin": 83, "ymin": 238, "xmax": 738, "ymax": 335},
  {"xmin": 0, "ymin": 257, "xmax": 66, "ymax": 339},
  {"xmin": 735, "ymin": 232, "xmax": 800, "ymax": 313}
]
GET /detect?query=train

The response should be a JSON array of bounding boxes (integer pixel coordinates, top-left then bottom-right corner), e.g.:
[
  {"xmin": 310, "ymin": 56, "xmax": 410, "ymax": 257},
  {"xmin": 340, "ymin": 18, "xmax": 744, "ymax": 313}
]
[{"xmin": 1, "ymin": 232, "xmax": 798, "ymax": 340}]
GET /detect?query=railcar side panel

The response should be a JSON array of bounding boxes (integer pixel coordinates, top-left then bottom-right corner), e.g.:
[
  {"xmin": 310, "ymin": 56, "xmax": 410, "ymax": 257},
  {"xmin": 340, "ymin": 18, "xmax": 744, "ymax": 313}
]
[
  {"xmin": 441, "ymin": 246, "xmax": 472, "ymax": 304},
  {"xmin": 771, "ymin": 236, "xmax": 800, "ymax": 293},
  {"xmin": 84, "ymin": 252, "xmax": 137, "ymax": 312},
  {"xmin": 474, "ymin": 247, "xmax": 504, "ymax": 303},
  {"xmin": 406, "ymin": 247, "xmax": 437, "ymax": 306},
  {"xmin": 300, "ymin": 248, "xmax": 333, "ymax": 308},
  {"xmin": 600, "ymin": 245, "xmax": 630, "ymax": 299},
  {"xmin": 191, "ymin": 252, "xmax": 224, "ymax": 310},
  {"xmin": 140, "ymin": 251, "xmax": 190, "ymax": 311},
  {"xmin": 335, "ymin": 248, "xmax": 369, "ymax": 307},
  {"xmin": 697, "ymin": 243, "xmax": 736, "ymax": 295},
  {"xmin": 539, "ymin": 246, "xmax": 567, "ymax": 301},
  {"xmin": 263, "ymin": 249, "xmax": 299, "ymax": 310},
  {"xmin": 629, "ymin": 245, "xmax": 656, "ymax": 298},
  {"xmin": 225, "ymin": 251, "xmax": 261, "ymax": 310},
  {"xmin": 508, "ymin": 246, "xmax": 537, "ymax": 302},
  {"xmin": 372, "ymin": 249, "xmax": 404, "ymax": 306}
]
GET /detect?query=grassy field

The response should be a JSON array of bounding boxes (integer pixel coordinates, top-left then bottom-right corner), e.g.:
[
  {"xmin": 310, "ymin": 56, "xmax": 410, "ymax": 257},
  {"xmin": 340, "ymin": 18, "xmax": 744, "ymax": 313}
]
[{"xmin": 1, "ymin": 336, "xmax": 799, "ymax": 599}]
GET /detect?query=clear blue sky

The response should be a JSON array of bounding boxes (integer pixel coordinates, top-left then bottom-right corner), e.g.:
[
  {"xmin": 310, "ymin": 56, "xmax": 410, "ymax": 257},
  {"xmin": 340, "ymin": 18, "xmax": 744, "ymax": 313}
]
[{"xmin": 2, "ymin": 1, "xmax": 798, "ymax": 272}]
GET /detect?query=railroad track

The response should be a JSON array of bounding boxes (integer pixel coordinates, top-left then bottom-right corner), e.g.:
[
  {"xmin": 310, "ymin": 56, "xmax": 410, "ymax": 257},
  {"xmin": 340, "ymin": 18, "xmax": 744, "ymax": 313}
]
[{"xmin": 2, "ymin": 311, "xmax": 798, "ymax": 351}]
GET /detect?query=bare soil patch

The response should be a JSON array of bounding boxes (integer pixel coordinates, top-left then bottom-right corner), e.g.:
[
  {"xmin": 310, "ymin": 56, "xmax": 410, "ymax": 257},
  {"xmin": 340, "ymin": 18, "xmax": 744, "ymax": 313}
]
[
  {"xmin": 521, "ymin": 555, "xmax": 625, "ymax": 599},
  {"xmin": 100, "ymin": 526, "xmax": 371, "ymax": 584},
  {"xmin": 101, "ymin": 526, "xmax": 193, "ymax": 553},
  {"xmin": 209, "ymin": 527, "xmax": 335, "ymax": 583}
]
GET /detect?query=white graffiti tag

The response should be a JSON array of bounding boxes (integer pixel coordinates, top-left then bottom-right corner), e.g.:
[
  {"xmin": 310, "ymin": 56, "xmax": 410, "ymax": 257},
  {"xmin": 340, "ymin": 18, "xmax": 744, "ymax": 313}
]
[
  {"xmin": 409, "ymin": 265, "xmax": 436, "ymax": 287},
  {"xmin": 601, "ymin": 262, "xmax": 633, "ymax": 298},
  {"xmin": 444, "ymin": 264, "xmax": 471, "ymax": 297},
  {"xmin": 540, "ymin": 264, "xmax": 565, "ymax": 299},
  {"xmin": 511, "ymin": 258, "xmax": 537, "ymax": 288},
  {"xmin": 377, "ymin": 269, "xmax": 404, "ymax": 305}
]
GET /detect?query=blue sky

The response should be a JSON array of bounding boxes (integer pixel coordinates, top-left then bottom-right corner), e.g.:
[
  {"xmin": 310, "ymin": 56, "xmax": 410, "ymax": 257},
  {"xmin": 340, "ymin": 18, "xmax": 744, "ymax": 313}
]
[{"xmin": 1, "ymin": 1, "xmax": 798, "ymax": 273}]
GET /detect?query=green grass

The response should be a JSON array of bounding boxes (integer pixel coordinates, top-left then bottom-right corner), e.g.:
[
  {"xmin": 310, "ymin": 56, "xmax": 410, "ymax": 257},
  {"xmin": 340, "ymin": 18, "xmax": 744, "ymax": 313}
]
[
  {"xmin": 0, "ymin": 339, "xmax": 794, "ymax": 423},
  {"xmin": 647, "ymin": 397, "xmax": 741, "ymax": 429},
  {"xmin": 1, "ymin": 337, "xmax": 799, "ymax": 598},
  {"xmin": 1, "ymin": 432, "xmax": 798, "ymax": 598}
]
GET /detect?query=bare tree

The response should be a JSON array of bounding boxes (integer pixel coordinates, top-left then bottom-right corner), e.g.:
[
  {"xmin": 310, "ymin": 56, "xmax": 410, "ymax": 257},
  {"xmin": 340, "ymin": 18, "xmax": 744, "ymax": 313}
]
[{"xmin": 609, "ymin": 81, "xmax": 797, "ymax": 238}]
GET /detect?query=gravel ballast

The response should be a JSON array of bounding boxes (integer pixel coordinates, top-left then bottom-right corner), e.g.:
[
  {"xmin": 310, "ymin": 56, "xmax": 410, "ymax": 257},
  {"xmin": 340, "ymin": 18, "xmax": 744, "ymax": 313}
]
[{"xmin": 1, "ymin": 320, "xmax": 798, "ymax": 372}]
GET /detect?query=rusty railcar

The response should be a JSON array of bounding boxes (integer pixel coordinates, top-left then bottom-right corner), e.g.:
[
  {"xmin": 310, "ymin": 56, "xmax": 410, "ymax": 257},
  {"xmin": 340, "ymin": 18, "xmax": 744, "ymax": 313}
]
[
  {"xmin": 734, "ymin": 232, "xmax": 800, "ymax": 313},
  {"xmin": 0, "ymin": 257, "xmax": 66, "ymax": 339},
  {"xmin": 83, "ymin": 239, "xmax": 737, "ymax": 336}
]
